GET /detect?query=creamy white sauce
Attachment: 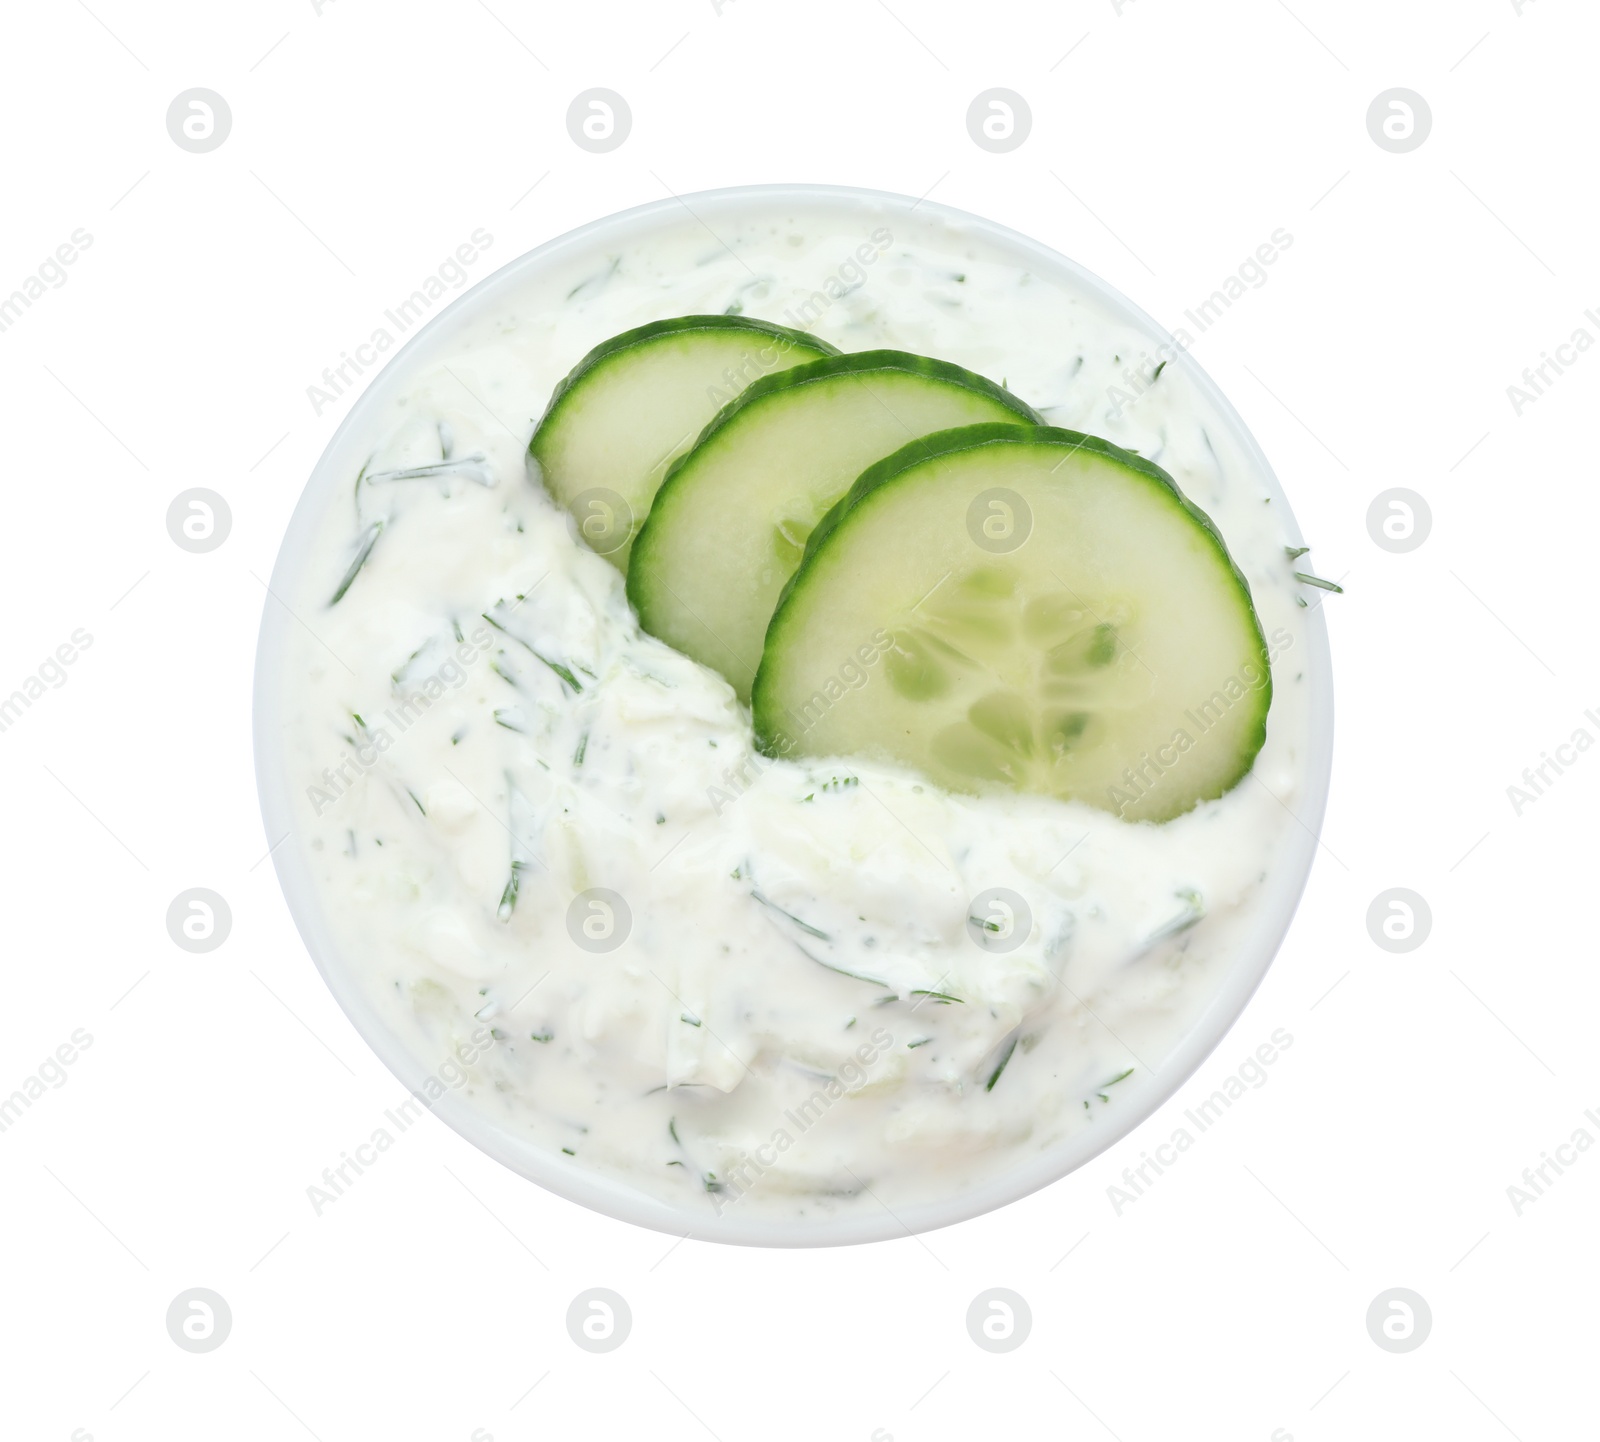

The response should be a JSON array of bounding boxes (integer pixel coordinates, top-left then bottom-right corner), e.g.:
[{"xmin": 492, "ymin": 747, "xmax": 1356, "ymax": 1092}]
[{"xmin": 268, "ymin": 198, "xmax": 1316, "ymax": 1224}]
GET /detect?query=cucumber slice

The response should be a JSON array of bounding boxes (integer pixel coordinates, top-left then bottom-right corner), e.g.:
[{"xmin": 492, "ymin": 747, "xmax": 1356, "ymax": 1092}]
[
  {"xmin": 528, "ymin": 315, "xmax": 836, "ymax": 569},
  {"xmin": 752, "ymin": 424, "xmax": 1271, "ymax": 823},
  {"xmin": 628, "ymin": 351, "xmax": 1038, "ymax": 701}
]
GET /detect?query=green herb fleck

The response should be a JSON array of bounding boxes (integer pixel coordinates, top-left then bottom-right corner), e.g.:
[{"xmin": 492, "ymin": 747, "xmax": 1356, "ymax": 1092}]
[
  {"xmin": 1138, "ymin": 888, "xmax": 1206, "ymax": 954},
  {"xmin": 749, "ymin": 889, "xmax": 829, "ymax": 940},
  {"xmin": 483, "ymin": 609, "xmax": 584, "ymax": 693},
  {"xmin": 986, "ymin": 1036, "xmax": 1019, "ymax": 1092},
  {"xmin": 330, "ymin": 520, "xmax": 383, "ymax": 605},
  {"xmin": 497, "ymin": 861, "xmax": 528, "ymax": 921},
  {"xmin": 1095, "ymin": 1066, "xmax": 1135, "ymax": 1102}
]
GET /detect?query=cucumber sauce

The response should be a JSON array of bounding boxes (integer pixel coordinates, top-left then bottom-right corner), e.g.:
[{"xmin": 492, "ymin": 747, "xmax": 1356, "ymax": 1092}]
[{"xmin": 270, "ymin": 201, "xmax": 1316, "ymax": 1220}]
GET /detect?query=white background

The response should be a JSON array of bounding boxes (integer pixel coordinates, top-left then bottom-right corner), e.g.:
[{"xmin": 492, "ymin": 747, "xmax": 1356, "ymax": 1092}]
[{"xmin": 1, "ymin": 0, "xmax": 1592, "ymax": 1438}]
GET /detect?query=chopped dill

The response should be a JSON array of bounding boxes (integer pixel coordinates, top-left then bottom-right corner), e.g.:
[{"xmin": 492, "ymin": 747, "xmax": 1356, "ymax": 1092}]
[
  {"xmin": 497, "ymin": 861, "xmax": 528, "ymax": 921},
  {"xmin": 1096, "ymin": 1066, "xmax": 1135, "ymax": 1102},
  {"xmin": 749, "ymin": 889, "xmax": 830, "ymax": 940},
  {"xmin": 986, "ymin": 1036, "xmax": 1019, "ymax": 1092},
  {"xmin": 330, "ymin": 520, "xmax": 383, "ymax": 605}
]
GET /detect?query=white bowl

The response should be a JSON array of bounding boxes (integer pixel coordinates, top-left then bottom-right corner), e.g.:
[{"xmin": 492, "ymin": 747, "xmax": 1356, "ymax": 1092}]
[{"xmin": 254, "ymin": 184, "xmax": 1334, "ymax": 1247}]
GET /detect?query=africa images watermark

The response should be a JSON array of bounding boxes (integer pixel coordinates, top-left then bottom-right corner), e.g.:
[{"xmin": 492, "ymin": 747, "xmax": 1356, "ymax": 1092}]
[
  {"xmin": 779, "ymin": 226, "xmax": 894, "ymax": 335},
  {"xmin": 706, "ymin": 627, "xmax": 893, "ymax": 815},
  {"xmin": 0, "ymin": 628, "xmax": 95, "ymax": 736},
  {"xmin": 702, "ymin": 329, "xmax": 821, "ymax": 408},
  {"xmin": 0, "ymin": 227, "xmax": 94, "ymax": 337},
  {"xmin": 1107, "ymin": 227, "xmax": 1295, "ymax": 419},
  {"xmin": 1504, "ymin": 705, "xmax": 1600, "ymax": 815},
  {"xmin": 1107, "ymin": 1028, "xmax": 1295, "ymax": 1215},
  {"xmin": 0, "ymin": 1028, "xmax": 95, "ymax": 1136},
  {"xmin": 305, "ymin": 1025, "xmax": 497, "ymax": 1215},
  {"xmin": 1505, "ymin": 307, "xmax": 1600, "ymax": 416},
  {"xmin": 1105, "ymin": 626, "xmax": 1293, "ymax": 818},
  {"xmin": 695, "ymin": 225, "xmax": 896, "ymax": 415},
  {"xmin": 1505, "ymin": 1106, "xmax": 1600, "ymax": 1216},
  {"xmin": 306, "ymin": 228, "xmax": 496, "ymax": 417},
  {"xmin": 709, "ymin": 1026, "xmax": 896, "ymax": 1215},
  {"xmin": 306, "ymin": 622, "xmax": 494, "ymax": 817}
]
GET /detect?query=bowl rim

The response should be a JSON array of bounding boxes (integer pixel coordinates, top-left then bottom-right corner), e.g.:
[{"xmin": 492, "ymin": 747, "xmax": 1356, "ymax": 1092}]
[{"xmin": 253, "ymin": 180, "xmax": 1335, "ymax": 1248}]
